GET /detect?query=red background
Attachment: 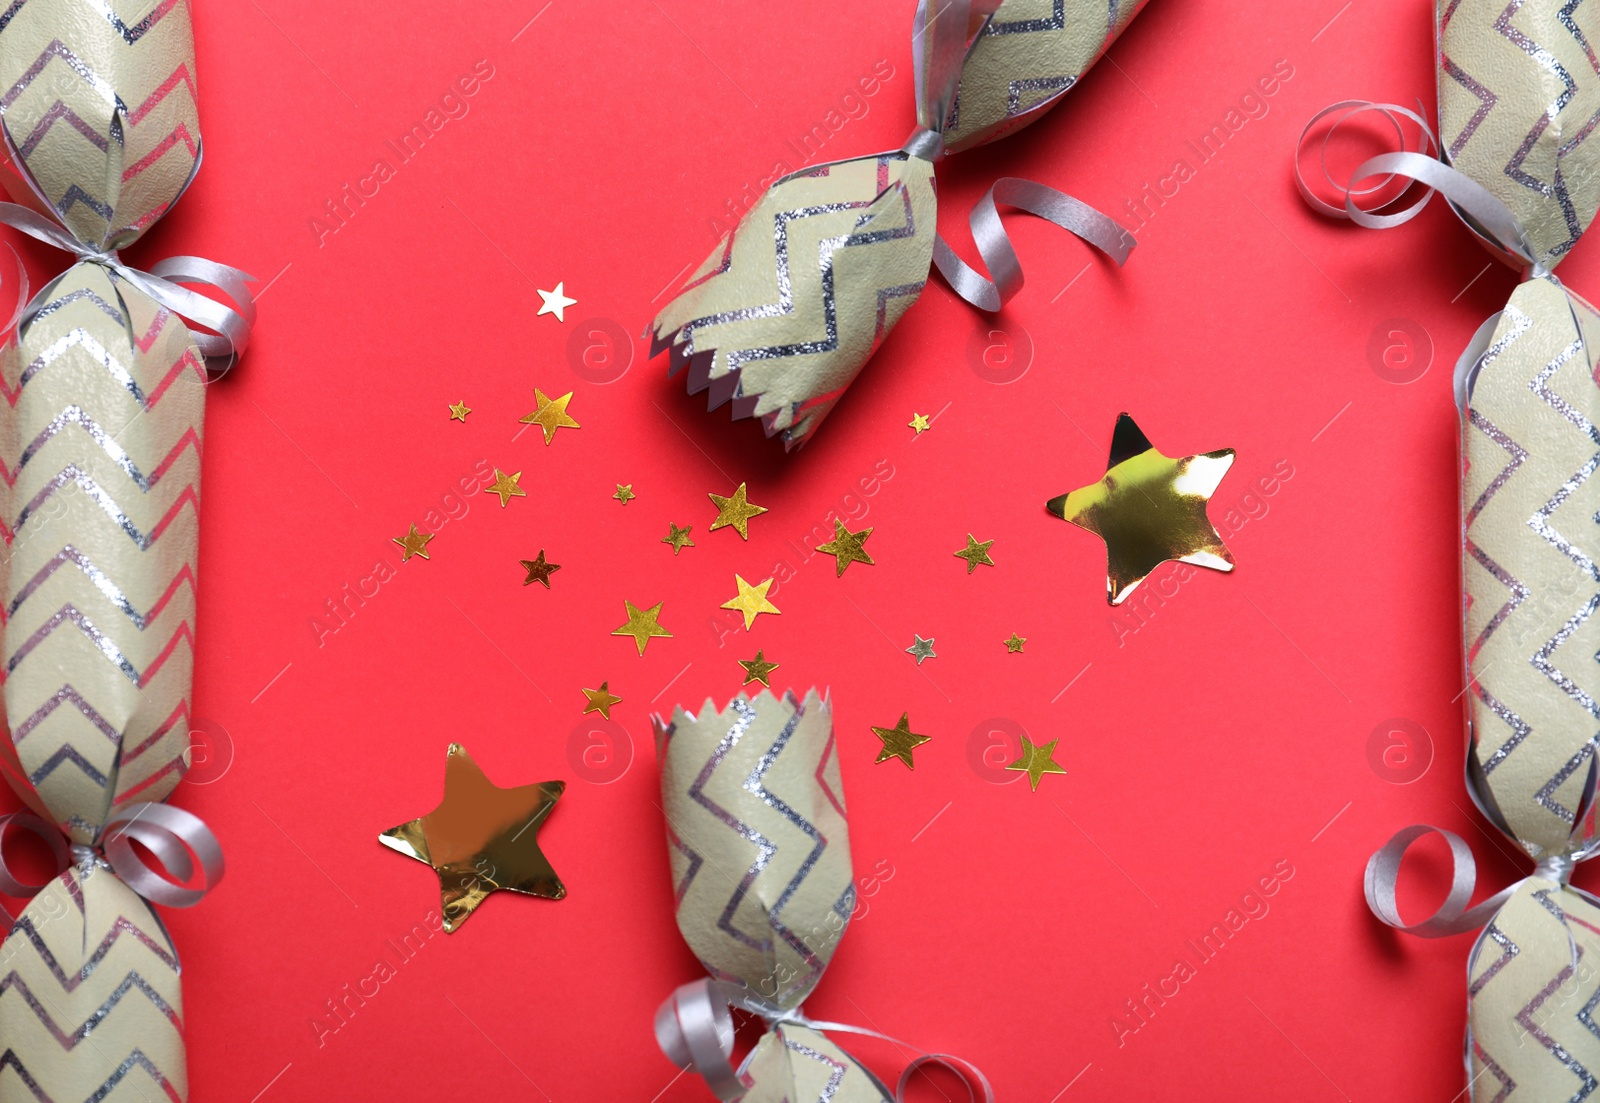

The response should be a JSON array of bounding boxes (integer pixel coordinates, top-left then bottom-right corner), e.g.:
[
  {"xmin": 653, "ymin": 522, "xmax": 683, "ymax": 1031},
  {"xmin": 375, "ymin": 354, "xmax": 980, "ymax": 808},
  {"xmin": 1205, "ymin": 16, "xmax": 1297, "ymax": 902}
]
[{"xmin": 0, "ymin": 0, "xmax": 1571, "ymax": 1099}]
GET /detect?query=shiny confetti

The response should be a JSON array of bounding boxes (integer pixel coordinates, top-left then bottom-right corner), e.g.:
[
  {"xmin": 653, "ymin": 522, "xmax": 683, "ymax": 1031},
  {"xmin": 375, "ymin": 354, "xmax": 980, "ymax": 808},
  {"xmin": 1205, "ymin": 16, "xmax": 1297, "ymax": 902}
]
[
  {"xmin": 520, "ymin": 550, "xmax": 560, "ymax": 588},
  {"xmin": 613, "ymin": 484, "xmax": 636, "ymax": 505},
  {"xmin": 708, "ymin": 482, "xmax": 768, "ymax": 540},
  {"xmin": 1004, "ymin": 633, "xmax": 1026, "ymax": 653},
  {"xmin": 871, "ymin": 712, "xmax": 930, "ymax": 770},
  {"xmin": 1006, "ymin": 734, "xmax": 1066, "ymax": 791},
  {"xmin": 721, "ymin": 575, "xmax": 780, "ymax": 630},
  {"xmin": 909, "ymin": 412, "xmax": 931, "ymax": 434},
  {"xmin": 662, "ymin": 523, "xmax": 695, "ymax": 555},
  {"xmin": 1048, "ymin": 413, "xmax": 1235, "ymax": 606},
  {"xmin": 379, "ymin": 743, "xmax": 565, "ymax": 932},
  {"xmin": 954, "ymin": 534, "xmax": 995, "ymax": 574},
  {"xmin": 613, "ymin": 600, "xmax": 672, "ymax": 655},
  {"xmin": 906, "ymin": 635, "xmax": 936, "ymax": 664},
  {"xmin": 448, "ymin": 400, "xmax": 471, "ymax": 422},
  {"xmin": 816, "ymin": 520, "xmax": 874, "ymax": 577},
  {"xmin": 738, "ymin": 650, "xmax": 780, "ymax": 687},
  {"xmin": 484, "ymin": 468, "xmax": 526, "ymax": 508},
  {"xmin": 536, "ymin": 281, "xmax": 577, "ymax": 321},
  {"xmin": 393, "ymin": 524, "xmax": 435, "ymax": 562},
  {"xmin": 519, "ymin": 388, "xmax": 581, "ymax": 445},
  {"xmin": 582, "ymin": 682, "xmax": 622, "ymax": 719}
]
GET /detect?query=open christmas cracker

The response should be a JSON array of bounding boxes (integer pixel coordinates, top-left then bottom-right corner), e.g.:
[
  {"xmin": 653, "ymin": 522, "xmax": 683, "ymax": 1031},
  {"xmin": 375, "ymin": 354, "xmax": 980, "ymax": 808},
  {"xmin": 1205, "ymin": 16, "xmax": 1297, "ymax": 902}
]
[
  {"xmin": 650, "ymin": 0, "xmax": 1148, "ymax": 451},
  {"xmin": 0, "ymin": 4, "xmax": 248, "ymax": 1100}
]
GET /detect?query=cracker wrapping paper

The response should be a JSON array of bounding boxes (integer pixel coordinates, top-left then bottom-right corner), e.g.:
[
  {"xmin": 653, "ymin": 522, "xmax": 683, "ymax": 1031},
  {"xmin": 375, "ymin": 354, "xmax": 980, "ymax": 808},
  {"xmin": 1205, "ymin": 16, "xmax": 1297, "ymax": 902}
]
[
  {"xmin": 655, "ymin": 689, "xmax": 894, "ymax": 1103},
  {"xmin": 650, "ymin": 0, "xmax": 1147, "ymax": 451},
  {"xmin": 0, "ymin": 4, "xmax": 211, "ymax": 1100}
]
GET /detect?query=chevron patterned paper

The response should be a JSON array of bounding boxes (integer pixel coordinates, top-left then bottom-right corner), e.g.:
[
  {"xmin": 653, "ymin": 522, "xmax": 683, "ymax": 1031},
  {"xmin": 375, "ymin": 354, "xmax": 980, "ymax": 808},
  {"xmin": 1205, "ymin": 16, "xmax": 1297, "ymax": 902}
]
[
  {"xmin": 0, "ymin": 861, "xmax": 186, "ymax": 1103},
  {"xmin": 1437, "ymin": 0, "xmax": 1600, "ymax": 269},
  {"xmin": 0, "ymin": 0, "xmax": 201, "ymax": 251},
  {"xmin": 650, "ymin": 153, "xmax": 937, "ymax": 451},
  {"xmin": 937, "ymin": 0, "xmax": 1151, "ymax": 154},
  {"xmin": 656, "ymin": 689, "xmax": 894, "ymax": 1102}
]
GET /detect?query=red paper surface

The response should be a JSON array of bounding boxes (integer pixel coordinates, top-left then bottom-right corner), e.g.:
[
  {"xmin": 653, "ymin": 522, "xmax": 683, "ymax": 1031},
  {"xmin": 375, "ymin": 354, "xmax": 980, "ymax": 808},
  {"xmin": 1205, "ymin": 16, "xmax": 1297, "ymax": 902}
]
[{"xmin": 0, "ymin": 1, "xmax": 1570, "ymax": 1099}]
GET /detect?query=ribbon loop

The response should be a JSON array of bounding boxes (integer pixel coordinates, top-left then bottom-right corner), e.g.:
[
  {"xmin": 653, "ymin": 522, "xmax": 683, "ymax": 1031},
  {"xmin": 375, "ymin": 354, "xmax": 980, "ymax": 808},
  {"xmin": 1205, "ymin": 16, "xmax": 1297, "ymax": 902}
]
[
  {"xmin": 933, "ymin": 177, "xmax": 1136, "ymax": 312},
  {"xmin": 0, "ymin": 811, "xmax": 70, "ymax": 897},
  {"xmin": 102, "ymin": 801, "xmax": 225, "ymax": 909},
  {"xmin": 1364, "ymin": 824, "xmax": 1514, "ymax": 937}
]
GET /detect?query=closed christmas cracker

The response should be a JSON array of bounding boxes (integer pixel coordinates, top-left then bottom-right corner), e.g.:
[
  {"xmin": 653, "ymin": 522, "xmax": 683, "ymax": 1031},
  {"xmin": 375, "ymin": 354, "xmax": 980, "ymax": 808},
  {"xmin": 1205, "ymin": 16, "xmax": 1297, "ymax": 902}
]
[
  {"xmin": 653, "ymin": 689, "xmax": 890, "ymax": 1102},
  {"xmin": 650, "ymin": 0, "xmax": 1146, "ymax": 451},
  {"xmin": 0, "ymin": 3, "xmax": 232, "ymax": 1100}
]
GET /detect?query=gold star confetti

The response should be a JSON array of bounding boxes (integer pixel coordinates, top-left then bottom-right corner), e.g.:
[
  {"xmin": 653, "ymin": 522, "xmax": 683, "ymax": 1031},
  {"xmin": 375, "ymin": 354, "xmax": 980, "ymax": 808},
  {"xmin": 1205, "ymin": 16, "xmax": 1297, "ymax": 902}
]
[
  {"xmin": 871, "ymin": 712, "xmax": 931, "ymax": 770},
  {"xmin": 721, "ymin": 575, "xmax": 780, "ymax": 630},
  {"xmin": 613, "ymin": 484, "xmax": 635, "ymax": 505},
  {"xmin": 662, "ymin": 523, "xmax": 695, "ymax": 555},
  {"xmin": 484, "ymin": 468, "xmax": 526, "ymax": 507},
  {"xmin": 1004, "ymin": 633, "xmax": 1027, "ymax": 653},
  {"xmin": 1048, "ymin": 412, "xmax": 1235, "ymax": 606},
  {"xmin": 708, "ymin": 482, "xmax": 768, "ymax": 540},
  {"xmin": 815, "ymin": 520, "xmax": 874, "ymax": 577},
  {"xmin": 612, "ymin": 600, "xmax": 672, "ymax": 655},
  {"xmin": 520, "ymin": 550, "xmax": 560, "ymax": 588},
  {"xmin": 905, "ymin": 635, "xmax": 936, "ymax": 664},
  {"xmin": 581, "ymin": 682, "xmax": 622, "ymax": 719},
  {"xmin": 536, "ymin": 281, "xmax": 577, "ymax": 321},
  {"xmin": 448, "ymin": 400, "xmax": 471, "ymax": 422},
  {"xmin": 738, "ymin": 650, "xmax": 780, "ymax": 687},
  {"xmin": 954, "ymin": 534, "xmax": 995, "ymax": 574},
  {"xmin": 1006, "ymin": 734, "xmax": 1066, "ymax": 791},
  {"xmin": 379, "ymin": 743, "xmax": 564, "ymax": 932},
  {"xmin": 909, "ymin": 412, "xmax": 931, "ymax": 434},
  {"xmin": 393, "ymin": 524, "xmax": 434, "ymax": 562},
  {"xmin": 519, "ymin": 388, "xmax": 581, "ymax": 445}
]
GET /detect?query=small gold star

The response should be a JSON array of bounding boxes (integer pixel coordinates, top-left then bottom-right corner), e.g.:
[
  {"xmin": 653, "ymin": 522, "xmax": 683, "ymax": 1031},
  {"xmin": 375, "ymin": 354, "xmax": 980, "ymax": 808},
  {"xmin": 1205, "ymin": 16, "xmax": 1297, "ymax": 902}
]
[
  {"xmin": 721, "ymin": 575, "xmax": 780, "ymax": 630},
  {"xmin": 871, "ymin": 712, "xmax": 930, "ymax": 770},
  {"xmin": 519, "ymin": 389, "xmax": 580, "ymax": 445},
  {"xmin": 484, "ymin": 468, "xmax": 526, "ymax": 507},
  {"xmin": 662, "ymin": 523, "xmax": 695, "ymax": 555},
  {"xmin": 612, "ymin": 600, "xmax": 672, "ymax": 655},
  {"xmin": 536, "ymin": 282, "xmax": 577, "ymax": 322},
  {"xmin": 448, "ymin": 400, "xmax": 471, "ymax": 422},
  {"xmin": 581, "ymin": 682, "xmax": 622, "ymax": 719},
  {"xmin": 738, "ymin": 650, "xmax": 780, "ymax": 687},
  {"xmin": 708, "ymin": 482, "xmax": 768, "ymax": 540},
  {"xmin": 1004, "ymin": 633, "xmax": 1026, "ymax": 653},
  {"xmin": 954, "ymin": 534, "xmax": 995, "ymax": 574},
  {"xmin": 520, "ymin": 550, "xmax": 560, "ymax": 588},
  {"xmin": 909, "ymin": 412, "xmax": 931, "ymax": 434},
  {"xmin": 613, "ymin": 484, "xmax": 635, "ymax": 505},
  {"xmin": 906, "ymin": 635, "xmax": 936, "ymax": 665},
  {"xmin": 393, "ymin": 524, "xmax": 434, "ymax": 562},
  {"xmin": 815, "ymin": 520, "xmax": 874, "ymax": 577},
  {"xmin": 1006, "ymin": 734, "xmax": 1066, "ymax": 791},
  {"xmin": 1048, "ymin": 413, "xmax": 1235, "ymax": 606}
]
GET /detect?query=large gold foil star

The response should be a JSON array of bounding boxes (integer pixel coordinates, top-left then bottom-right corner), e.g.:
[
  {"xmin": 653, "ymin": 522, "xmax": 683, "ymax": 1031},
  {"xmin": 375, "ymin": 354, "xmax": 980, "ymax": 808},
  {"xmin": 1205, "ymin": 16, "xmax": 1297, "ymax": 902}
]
[
  {"xmin": 738, "ymin": 650, "xmax": 780, "ymax": 687},
  {"xmin": 721, "ymin": 575, "xmax": 780, "ymax": 630},
  {"xmin": 519, "ymin": 389, "xmax": 580, "ymax": 445},
  {"xmin": 1006, "ymin": 734, "xmax": 1066, "ymax": 791},
  {"xmin": 379, "ymin": 743, "xmax": 564, "ymax": 932},
  {"xmin": 954, "ymin": 534, "xmax": 995, "ymax": 574},
  {"xmin": 485, "ymin": 468, "xmax": 526, "ymax": 507},
  {"xmin": 871, "ymin": 713, "xmax": 930, "ymax": 770},
  {"xmin": 816, "ymin": 520, "xmax": 874, "ymax": 577},
  {"xmin": 520, "ymin": 550, "xmax": 560, "ymax": 588},
  {"xmin": 613, "ymin": 600, "xmax": 672, "ymax": 655},
  {"xmin": 708, "ymin": 483, "xmax": 767, "ymax": 540},
  {"xmin": 1048, "ymin": 413, "xmax": 1235, "ymax": 606},
  {"xmin": 394, "ymin": 524, "xmax": 434, "ymax": 562},
  {"xmin": 582, "ymin": 682, "xmax": 622, "ymax": 719}
]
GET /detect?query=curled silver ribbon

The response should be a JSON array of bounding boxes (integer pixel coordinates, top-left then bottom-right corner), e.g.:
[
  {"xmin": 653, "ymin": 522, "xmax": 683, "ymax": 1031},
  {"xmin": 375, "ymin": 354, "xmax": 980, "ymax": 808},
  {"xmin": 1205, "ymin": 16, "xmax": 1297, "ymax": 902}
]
[
  {"xmin": 656, "ymin": 978, "xmax": 994, "ymax": 1103},
  {"xmin": 0, "ymin": 801, "xmax": 224, "ymax": 912}
]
